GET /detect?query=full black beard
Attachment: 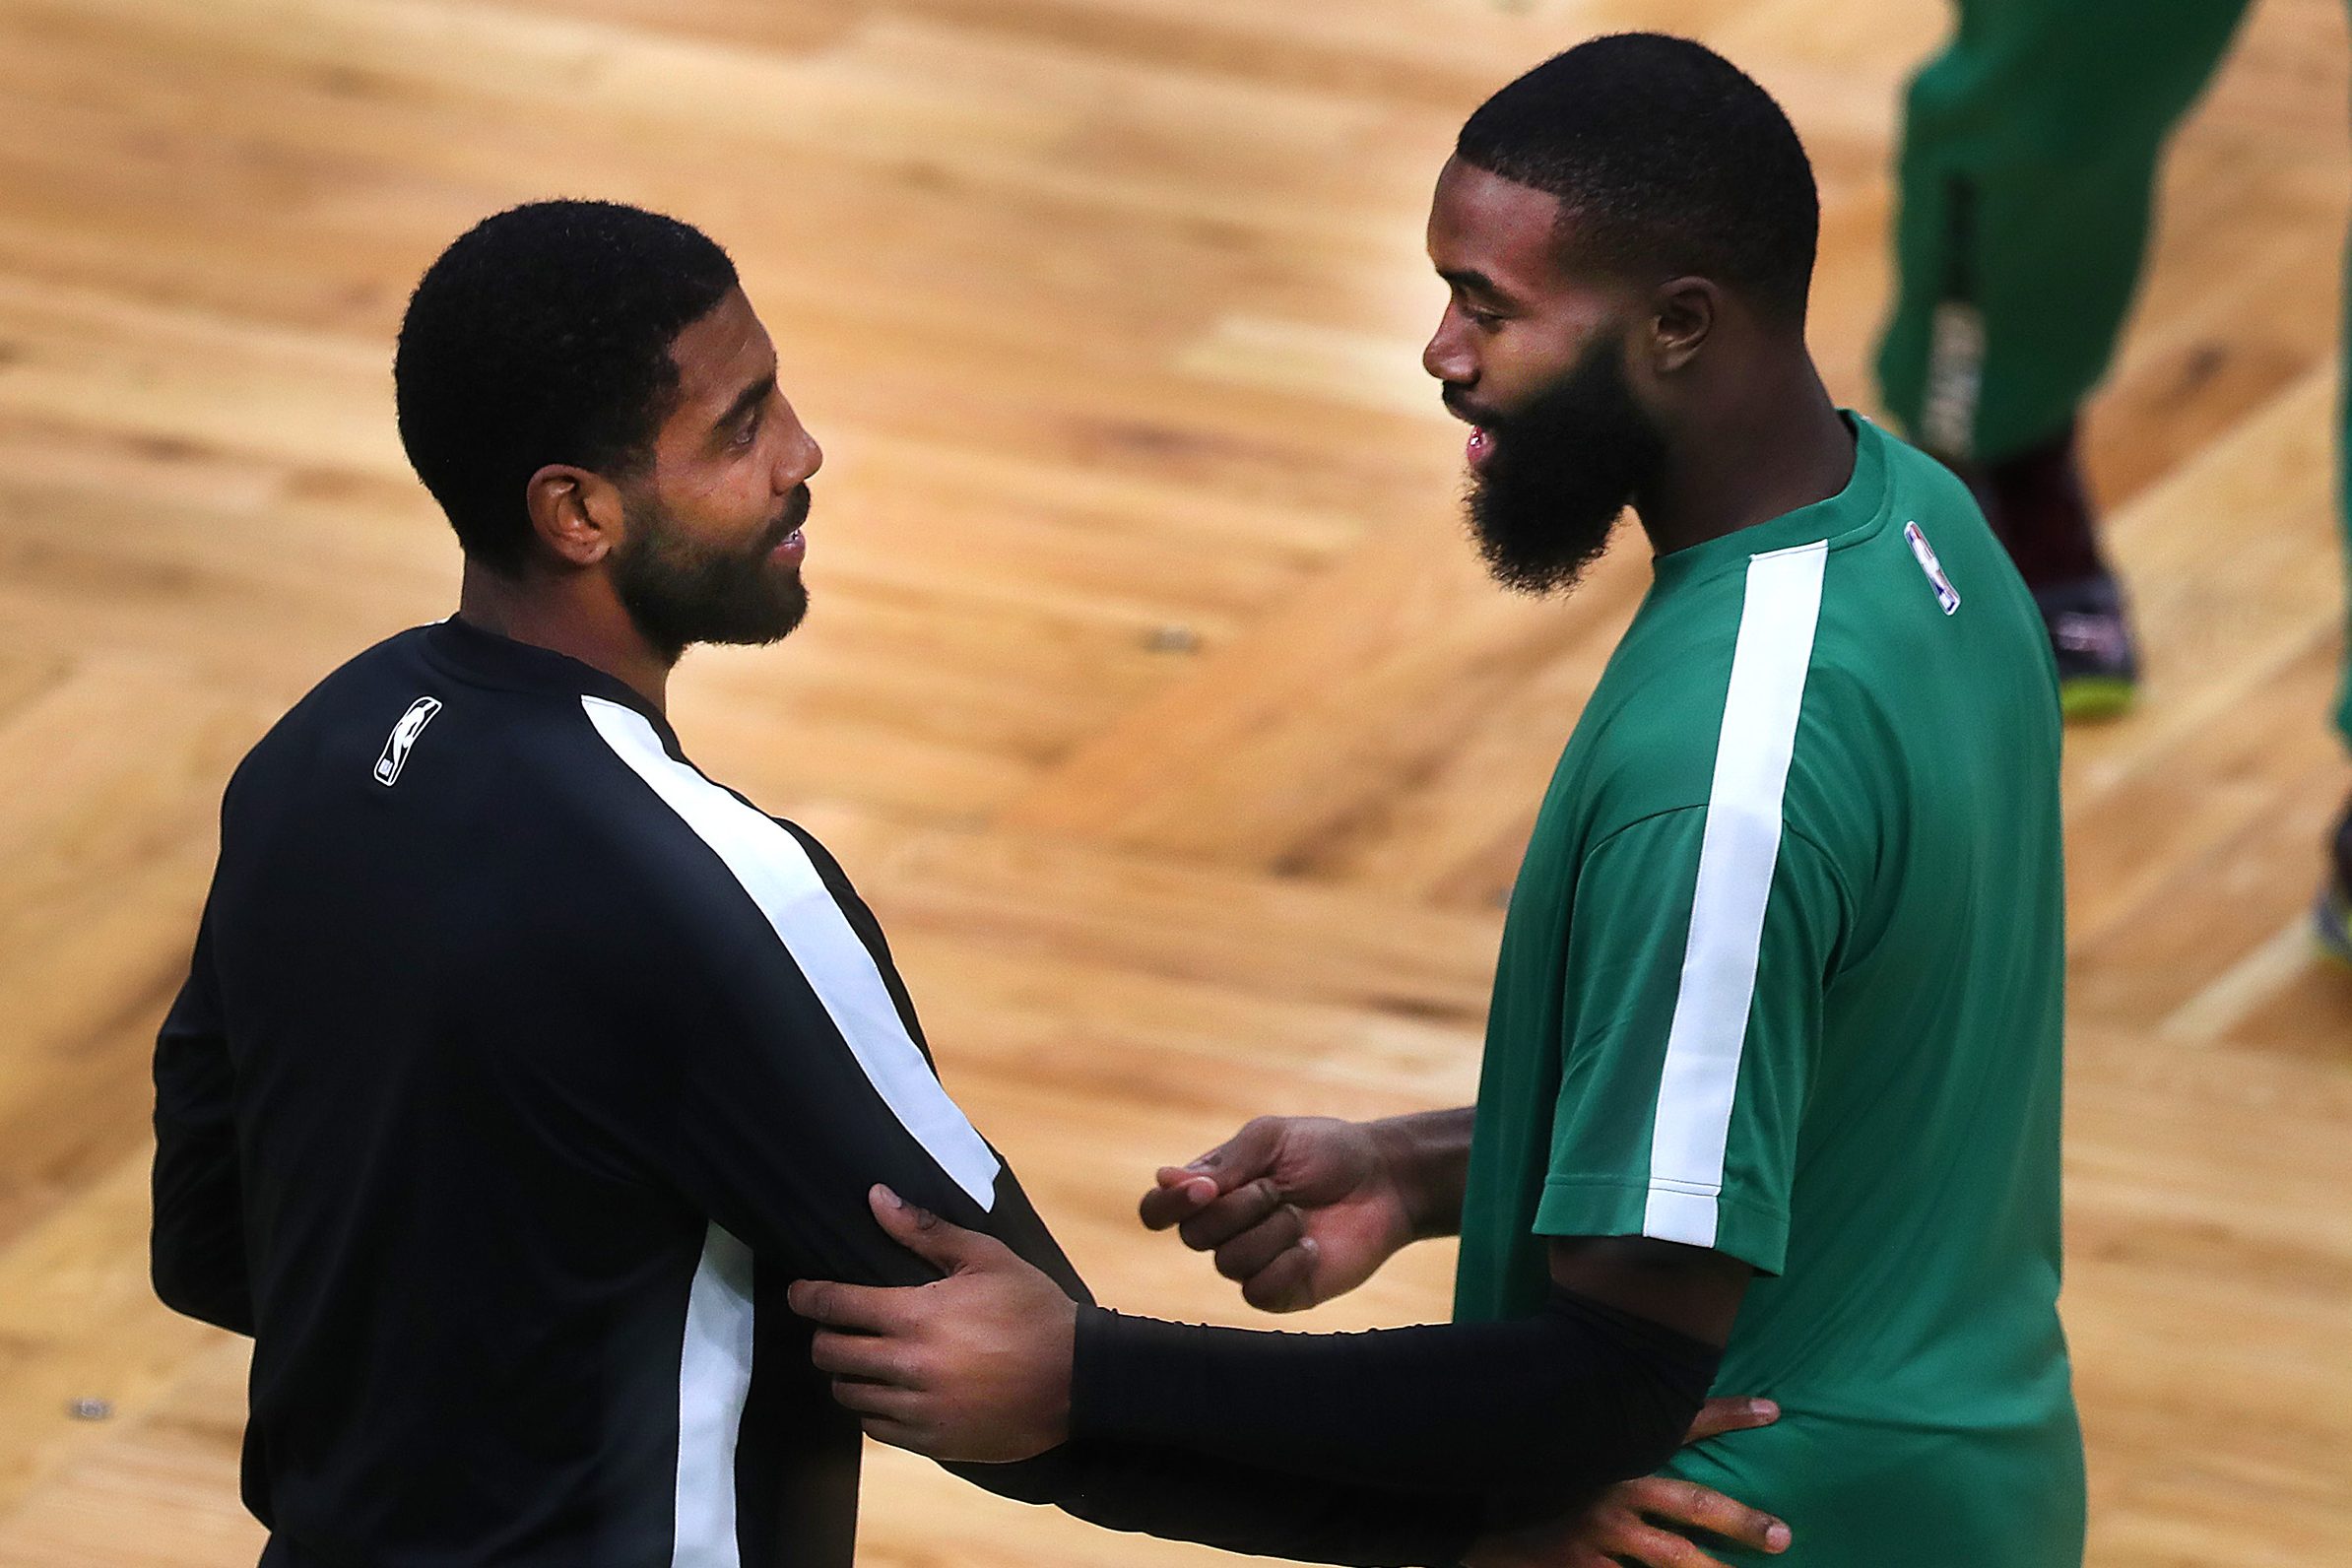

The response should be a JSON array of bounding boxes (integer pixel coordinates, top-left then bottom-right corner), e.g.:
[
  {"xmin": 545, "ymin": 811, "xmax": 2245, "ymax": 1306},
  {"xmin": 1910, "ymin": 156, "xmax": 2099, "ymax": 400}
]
[
  {"xmin": 1464, "ymin": 339, "xmax": 1667, "ymax": 596},
  {"xmin": 611, "ymin": 485, "xmax": 811, "ymax": 663}
]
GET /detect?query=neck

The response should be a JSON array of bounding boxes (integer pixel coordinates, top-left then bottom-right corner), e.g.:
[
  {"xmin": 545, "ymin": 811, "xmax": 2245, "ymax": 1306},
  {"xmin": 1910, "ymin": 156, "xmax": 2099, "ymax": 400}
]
[
  {"xmin": 454, "ymin": 561, "xmax": 674, "ymax": 714},
  {"xmin": 1633, "ymin": 355, "xmax": 1854, "ymax": 558}
]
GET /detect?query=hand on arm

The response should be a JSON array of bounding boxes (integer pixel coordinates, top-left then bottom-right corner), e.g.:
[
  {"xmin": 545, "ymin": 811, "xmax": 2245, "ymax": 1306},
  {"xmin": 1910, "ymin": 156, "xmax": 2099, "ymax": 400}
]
[
  {"xmin": 800, "ymin": 1202, "xmax": 1732, "ymax": 1499},
  {"xmin": 789, "ymin": 1189, "xmax": 1487, "ymax": 1563},
  {"xmin": 1136, "ymin": 1108, "xmax": 1473, "ymax": 1312},
  {"xmin": 790, "ymin": 1191, "xmax": 1789, "ymax": 1565},
  {"xmin": 787, "ymin": 1186, "xmax": 1076, "ymax": 1463}
]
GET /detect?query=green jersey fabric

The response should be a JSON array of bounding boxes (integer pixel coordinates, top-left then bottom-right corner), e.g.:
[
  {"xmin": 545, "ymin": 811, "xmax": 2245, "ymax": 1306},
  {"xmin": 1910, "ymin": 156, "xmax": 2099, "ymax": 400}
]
[
  {"xmin": 1453, "ymin": 416, "xmax": 2085, "ymax": 1567},
  {"xmin": 1874, "ymin": 0, "xmax": 2352, "ymax": 746}
]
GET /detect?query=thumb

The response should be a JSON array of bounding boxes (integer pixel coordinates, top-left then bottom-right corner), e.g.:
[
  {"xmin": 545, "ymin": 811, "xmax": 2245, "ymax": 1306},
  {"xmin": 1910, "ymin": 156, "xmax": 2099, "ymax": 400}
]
[
  {"xmin": 869, "ymin": 1185, "xmax": 992, "ymax": 1273},
  {"xmin": 1187, "ymin": 1116, "xmax": 1287, "ymax": 1195}
]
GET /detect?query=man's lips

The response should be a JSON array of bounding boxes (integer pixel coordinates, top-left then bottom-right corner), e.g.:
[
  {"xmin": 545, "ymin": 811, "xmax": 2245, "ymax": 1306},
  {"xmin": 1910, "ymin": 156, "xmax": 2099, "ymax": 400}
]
[
  {"xmin": 1443, "ymin": 393, "xmax": 1501, "ymax": 470},
  {"xmin": 766, "ymin": 488, "xmax": 812, "ymax": 561}
]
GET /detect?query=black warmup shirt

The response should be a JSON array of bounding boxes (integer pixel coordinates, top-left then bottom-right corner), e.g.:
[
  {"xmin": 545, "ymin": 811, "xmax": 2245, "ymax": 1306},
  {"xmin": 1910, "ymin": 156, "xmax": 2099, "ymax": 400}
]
[{"xmin": 152, "ymin": 620, "xmax": 1477, "ymax": 1568}]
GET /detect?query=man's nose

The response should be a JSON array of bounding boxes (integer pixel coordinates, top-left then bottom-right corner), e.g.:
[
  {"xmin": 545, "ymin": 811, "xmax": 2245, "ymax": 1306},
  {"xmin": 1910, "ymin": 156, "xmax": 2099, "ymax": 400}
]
[
  {"xmin": 783, "ymin": 428, "xmax": 822, "ymax": 489},
  {"xmin": 1423, "ymin": 317, "xmax": 1473, "ymax": 385}
]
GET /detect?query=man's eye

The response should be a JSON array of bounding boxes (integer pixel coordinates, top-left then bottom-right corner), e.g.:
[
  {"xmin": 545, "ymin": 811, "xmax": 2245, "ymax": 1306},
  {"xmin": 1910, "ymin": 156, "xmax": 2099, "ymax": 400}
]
[
  {"xmin": 732, "ymin": 417, "xmax": 759, "ymax": 447},
  {"xmin": 1467, "ymin": 307, "xmax": 1505, "ymax": 330}
]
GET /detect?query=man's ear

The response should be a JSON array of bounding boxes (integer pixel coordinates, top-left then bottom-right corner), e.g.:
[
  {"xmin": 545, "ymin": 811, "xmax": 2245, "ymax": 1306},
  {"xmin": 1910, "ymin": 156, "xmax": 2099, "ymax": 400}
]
[
  {"xmin": 1649, "ymin": 277, "xmax": 1720, "ymax": 375},
  {"xmin": 524, "ymin": 464, "xmax": 623, "ymax": 567}
]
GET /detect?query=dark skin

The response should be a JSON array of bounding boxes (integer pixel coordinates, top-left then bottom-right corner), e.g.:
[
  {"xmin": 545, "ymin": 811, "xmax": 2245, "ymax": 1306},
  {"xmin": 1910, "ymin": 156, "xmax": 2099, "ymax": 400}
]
[
  {"xmin": 1424, "ymin": 156, "xmax": 1854, "ymax": 560},
  {"xmin": 444, "ymin": 276, "xmax": 1779, "ymax": 1564},
  {"xmin": 786, "ymin": 159, "xmax": 1856, "ymax": 1566},
  {"xmin": 455, "ymin": 286, "xmax": 822, "ymax": 709},
  {"xmin": 436, "ymin": 277, "xmax": 1774, "ymax": 1565},
  {"xmin": 797, "ymin": 1186, "xmax": 1788, "ymax": 1568}
]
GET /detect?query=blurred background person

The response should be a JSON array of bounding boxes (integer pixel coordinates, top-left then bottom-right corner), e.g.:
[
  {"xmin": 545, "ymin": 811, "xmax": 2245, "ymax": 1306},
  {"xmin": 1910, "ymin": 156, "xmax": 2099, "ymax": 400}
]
[{"xmin": 1873, "ymin": 0, "xmax": 2352, "ymax": 953}]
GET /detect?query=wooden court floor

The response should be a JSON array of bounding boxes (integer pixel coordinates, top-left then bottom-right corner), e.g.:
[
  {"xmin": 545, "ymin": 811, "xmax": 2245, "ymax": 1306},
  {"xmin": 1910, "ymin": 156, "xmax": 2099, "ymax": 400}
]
[{"xmin": 1, "ymin": 0, "xmax": 2347, "ymax": 1562}]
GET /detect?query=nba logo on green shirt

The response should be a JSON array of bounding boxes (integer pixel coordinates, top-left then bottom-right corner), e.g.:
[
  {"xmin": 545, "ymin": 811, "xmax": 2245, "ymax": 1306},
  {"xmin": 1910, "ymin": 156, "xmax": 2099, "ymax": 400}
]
[
  {"xmin": 1904, "ymin": 520, "xmax": 1963, "ymax": 616},
  {"xmin": 1454, "ymin": 417, "xmax": 2084, "ymax": 1568}
]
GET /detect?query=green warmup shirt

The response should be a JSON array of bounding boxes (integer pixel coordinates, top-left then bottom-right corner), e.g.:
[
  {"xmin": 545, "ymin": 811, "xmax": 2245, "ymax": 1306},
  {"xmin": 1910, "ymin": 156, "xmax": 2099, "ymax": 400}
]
[{"xmin": 1454, "ymin": 415, "xmax": 2086, "ymax": 1567}]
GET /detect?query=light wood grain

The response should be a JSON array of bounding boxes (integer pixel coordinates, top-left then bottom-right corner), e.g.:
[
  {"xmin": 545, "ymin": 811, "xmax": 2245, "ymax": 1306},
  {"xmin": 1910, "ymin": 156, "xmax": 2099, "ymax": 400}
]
[{"xmin": 0, "ymin": 0, "xmax": 2346, "ymax": 1564}]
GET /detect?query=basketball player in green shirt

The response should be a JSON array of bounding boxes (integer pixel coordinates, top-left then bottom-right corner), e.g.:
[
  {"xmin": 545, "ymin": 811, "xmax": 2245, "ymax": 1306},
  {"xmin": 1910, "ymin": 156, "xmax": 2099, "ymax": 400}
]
[
  {"xmin": 1875, "ymin": 0, "xmax": 2352, "ymax": 953},
  {"xmin": 788, "ymin": 34, "xmax": 2083, "ymax": 1567}
]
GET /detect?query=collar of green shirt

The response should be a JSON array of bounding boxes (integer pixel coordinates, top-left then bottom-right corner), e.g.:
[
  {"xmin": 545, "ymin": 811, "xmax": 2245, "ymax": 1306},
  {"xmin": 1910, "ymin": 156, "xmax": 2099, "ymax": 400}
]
[{"xmin": 1649, "ymin": 410, "xmax": 1895, "ymax": 594}]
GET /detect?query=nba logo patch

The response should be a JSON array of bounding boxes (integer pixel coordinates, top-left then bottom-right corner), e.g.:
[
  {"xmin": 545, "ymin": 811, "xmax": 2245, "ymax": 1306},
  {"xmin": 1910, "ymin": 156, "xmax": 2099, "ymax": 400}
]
[
  {"xmin": 374, "ymin": 696, "xmax": 443, "ymax": 786},
  {"xmin": 1903, "ymin": 521, "xmax": 1961, "ymax": 616}
]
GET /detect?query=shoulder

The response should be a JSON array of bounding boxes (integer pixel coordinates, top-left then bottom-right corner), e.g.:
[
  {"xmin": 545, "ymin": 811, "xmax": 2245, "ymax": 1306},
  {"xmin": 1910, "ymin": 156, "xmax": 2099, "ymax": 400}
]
[
  {"xmin": 238, "ymin": 625, "xmax": 431, "ymax": 751},
  {"xmin": 224, "ymin": 626, "xmax": 460, "ymax": 814},
  {"xmin": 1565, "ymin": 645, "xmax": 1732, "ymax": 844},
  {"xmin": 1579, "ymin": 576, "xmax": 1869, "ymax": 900},
  {"xmin": 558, "ymin": 699, "xmax": 879, "ymax": 962},
  {"xmin": 1872, "ymin": 425, "xmax": 1983, "ymax": 523}
]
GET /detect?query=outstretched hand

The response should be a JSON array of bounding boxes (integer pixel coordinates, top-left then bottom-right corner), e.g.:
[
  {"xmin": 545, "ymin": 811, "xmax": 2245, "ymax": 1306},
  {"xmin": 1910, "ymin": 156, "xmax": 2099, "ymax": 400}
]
[{"xmin": 786, "ymin": 1187, "xmax": 1077, "ymax": 1463}]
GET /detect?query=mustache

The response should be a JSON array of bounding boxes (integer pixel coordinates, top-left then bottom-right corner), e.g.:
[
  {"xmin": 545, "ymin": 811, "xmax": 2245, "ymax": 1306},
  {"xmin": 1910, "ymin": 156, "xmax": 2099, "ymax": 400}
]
[
  {"xmin": 1442, "ymin": 385, "xmax": 1503, "ymax": 428},
  {"xmin": 759, "ymin": 485, "xmax": 812, "ymax": 552}
]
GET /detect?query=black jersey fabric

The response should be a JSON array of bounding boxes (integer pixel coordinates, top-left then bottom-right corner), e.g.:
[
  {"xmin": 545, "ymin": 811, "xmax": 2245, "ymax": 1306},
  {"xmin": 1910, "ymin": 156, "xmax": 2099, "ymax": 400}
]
[{"xmin": 151, "ymin": 619, "xmax": 1480, "ymax": 1568}]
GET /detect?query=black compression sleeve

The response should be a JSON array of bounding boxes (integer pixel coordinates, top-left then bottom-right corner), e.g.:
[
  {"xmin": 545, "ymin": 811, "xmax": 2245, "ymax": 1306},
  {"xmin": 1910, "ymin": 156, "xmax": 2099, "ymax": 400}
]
[
  {"xmin": 954, "ymin": 1445, "xmax": 1479, "ymax": 1567},
  {"xmin": 1072, "ymin": 1287, "xmax": 1719, "ymax": 1497}
]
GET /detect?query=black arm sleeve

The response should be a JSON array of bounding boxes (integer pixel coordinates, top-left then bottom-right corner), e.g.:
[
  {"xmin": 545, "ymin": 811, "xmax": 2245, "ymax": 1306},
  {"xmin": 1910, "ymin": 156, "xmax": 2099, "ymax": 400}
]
[
  {"xmin": 151, "ymin": 904, "xmax": 254, "ymax": 1335},
  {"xmin": 955, "ymin": 1448, "xmax": 1478, "ymax": 1567},
  {"xmin": 631, "ymin": 821, "xmax": 1484, "ymax": 1565},
  {"xmin": 1073, "ymin": 1286, "xmax": 1720, "ymax": 1498}
]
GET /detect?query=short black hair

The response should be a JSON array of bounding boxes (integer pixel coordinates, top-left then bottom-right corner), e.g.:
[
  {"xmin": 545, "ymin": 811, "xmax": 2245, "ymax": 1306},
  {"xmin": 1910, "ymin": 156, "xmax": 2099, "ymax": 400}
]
[
  {"xmin": 1456, "ymin": 33, "xmax": 1818, "ymax": 326},
  {"xmin": 394, "ymin": 200, "xmax": 740, "ymax": 573}
]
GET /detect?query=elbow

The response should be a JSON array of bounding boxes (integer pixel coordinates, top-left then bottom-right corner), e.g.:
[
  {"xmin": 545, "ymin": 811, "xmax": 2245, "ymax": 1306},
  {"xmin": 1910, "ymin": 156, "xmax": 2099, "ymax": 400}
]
[
  {"xmin": 149, "ymin": 1256, "xmax": 204, "ymax": 1324},
  {"xmin": 1596, "ymin": 1381, "xmax": 1704, "ymax": 1481},
  {"xmin": 1495, "ymin": 1367, "xmax": 1707, "ymax": 1496},
  {"xmin": 151, "ymin": 1244, "xmax": 253, "ymax": 1337}
]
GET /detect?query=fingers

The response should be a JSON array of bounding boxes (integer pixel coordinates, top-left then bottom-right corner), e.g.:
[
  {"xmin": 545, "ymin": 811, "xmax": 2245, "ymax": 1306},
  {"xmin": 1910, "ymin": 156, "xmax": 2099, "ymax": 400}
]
[
  {"xmin": 786, "ymin": 1277, "xmax": 913, "ymax": 1335},
  {"xmin": 1138, "ymin": 1169, "xmax": 1220, "ymax": 1231},
  {"xmin": 1237, "ymin": 1238, "xmax": 1320, "ymax": 1313},
  {"xmin": 1139, "ymin": 1117, "xmax": 1291, "ymax": 1230},
  {"xmin": 1175, "ymin": 1177, "xmax": 1288, "ymax": 1254},
  {"xmin": 819, "ymin": 1364, "xmax": 938, "ymax": 1457},
  {"xmin": 826, "ymin": 1375, "xmax": 925, "ymax": 1419},
  {"xmin": 1618, "ymin": 1477, "xmax": 1791, "ymax": 1555},
  {"xmin": 1683, "ymin": 1396, "xmax": 1780, "ymax": 1442},
  {"xmin": 1210, "ymin": 1201, "xmax": 1306, "ymax": 1283},
  {"xmin": 1603, "ymin": 1519, "xmax": 1733, "ymax": 1568},
  {"xmin": 810, "ymin": 1329, "xmax": 919, "ymax": 1387}
]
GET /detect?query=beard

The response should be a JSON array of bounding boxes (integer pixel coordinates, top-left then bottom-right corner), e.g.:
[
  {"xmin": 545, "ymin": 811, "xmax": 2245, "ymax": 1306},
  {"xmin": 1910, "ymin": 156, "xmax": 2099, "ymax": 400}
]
[
  {"xmin": 1459, "ymin": 337, "xmax": 1667, "ymax": 596},
  {"xmin": 611, "ymin": 484, "xmax": 811, "ymax": 663}
]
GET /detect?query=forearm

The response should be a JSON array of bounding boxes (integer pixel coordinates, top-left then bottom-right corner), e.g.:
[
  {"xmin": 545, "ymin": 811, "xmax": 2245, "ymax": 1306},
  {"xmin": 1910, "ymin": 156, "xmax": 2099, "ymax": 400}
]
[
  {"xmin": 1367, "ymin": 1107, "xmax": 1473, "ymax": 1240},
  {"xmin": 1072, "ymin": 1288, "xmax": 1716, "ymax": 1497},
  {"xmin": 952, "ymin": 1443, "xmax": 1479, "ymax": 1566}
]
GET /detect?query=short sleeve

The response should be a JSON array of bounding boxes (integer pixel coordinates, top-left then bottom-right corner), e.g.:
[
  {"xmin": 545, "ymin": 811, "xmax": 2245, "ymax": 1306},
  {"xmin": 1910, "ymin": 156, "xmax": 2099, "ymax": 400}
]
[{"xmin": 1533, "ymin": 808, "xmax": 1847, "ymax": 1274}]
